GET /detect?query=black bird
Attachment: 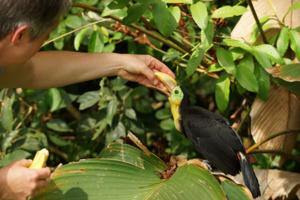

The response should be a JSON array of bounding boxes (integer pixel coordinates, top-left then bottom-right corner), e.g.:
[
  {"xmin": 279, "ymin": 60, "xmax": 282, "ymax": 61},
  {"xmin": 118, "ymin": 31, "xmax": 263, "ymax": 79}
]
[{"xmin": 155, "ymin": 72, "xmax": 261, "ymax": 198}]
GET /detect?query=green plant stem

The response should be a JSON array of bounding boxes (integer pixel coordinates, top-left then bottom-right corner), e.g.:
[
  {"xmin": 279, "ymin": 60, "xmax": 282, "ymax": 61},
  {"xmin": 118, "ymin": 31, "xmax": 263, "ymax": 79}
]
[
  {"xmin": 246, "ymin": 0, "xmax": 268, "ymax": 44},
  {"xmin": 72, "ymin": 3, "xmax": 188, "ymax": 54},
  {"xmin": 250, "ymin": 149, "xmax": 300, "ymax": 163},
  {"xmin": 43, "ymin": 19, "xmax": 109, "ymax": 47},
  {"xmin": 246, "ymin": 129, "xmax": 300, "ymax": 153}
]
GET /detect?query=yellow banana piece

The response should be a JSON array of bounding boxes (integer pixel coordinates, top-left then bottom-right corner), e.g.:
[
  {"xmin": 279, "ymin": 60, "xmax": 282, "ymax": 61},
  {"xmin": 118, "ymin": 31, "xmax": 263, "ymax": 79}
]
[{"xmin": 29, "ymin": 148, "xmax": 49, "ymax": 169}]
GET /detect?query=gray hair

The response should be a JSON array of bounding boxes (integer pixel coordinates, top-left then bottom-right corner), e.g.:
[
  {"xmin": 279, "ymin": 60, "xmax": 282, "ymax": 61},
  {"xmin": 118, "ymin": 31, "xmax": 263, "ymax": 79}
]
[{"xmin": 0, "ymin": 0, "xmax": 71, "ymax": 39}]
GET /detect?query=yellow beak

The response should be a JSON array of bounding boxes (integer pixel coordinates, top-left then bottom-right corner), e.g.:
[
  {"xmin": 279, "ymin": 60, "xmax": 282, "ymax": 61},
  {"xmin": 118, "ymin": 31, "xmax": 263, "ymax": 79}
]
[
  {"xmin": 154, "ymin": 72, "xmax": 177, "ymax": 95},
  {"xmin": 154, "ymin": 72, "xmax": 182, "ymax": 132}
]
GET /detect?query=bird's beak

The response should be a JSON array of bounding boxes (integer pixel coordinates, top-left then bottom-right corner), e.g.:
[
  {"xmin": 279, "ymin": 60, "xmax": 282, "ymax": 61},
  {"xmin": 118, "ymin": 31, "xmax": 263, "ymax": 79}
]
[{"xmin": 154, "ymin": 72, "xmax": 177, "ymax": 95}]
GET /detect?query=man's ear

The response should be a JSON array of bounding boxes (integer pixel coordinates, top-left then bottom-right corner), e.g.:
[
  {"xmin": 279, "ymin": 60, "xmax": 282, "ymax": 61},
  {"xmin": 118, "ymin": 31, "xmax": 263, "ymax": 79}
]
[{"xmin": 10, "ymin": 24, "xmax": 30, "ymax": 44}]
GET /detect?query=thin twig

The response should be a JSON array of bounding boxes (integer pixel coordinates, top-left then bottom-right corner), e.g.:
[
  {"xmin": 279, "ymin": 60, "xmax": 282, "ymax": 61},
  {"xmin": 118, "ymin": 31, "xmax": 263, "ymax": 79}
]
[
  {"xmin": 246, "ymin": 130, "xmax": 300, "ymax": 153},
  {"xmin": 250, "ymin": 149, "xmax": 300, "ymax": 163},
  {"xmin": 246, "ymin": 0, "xmax": 268, "ymax": 44}
]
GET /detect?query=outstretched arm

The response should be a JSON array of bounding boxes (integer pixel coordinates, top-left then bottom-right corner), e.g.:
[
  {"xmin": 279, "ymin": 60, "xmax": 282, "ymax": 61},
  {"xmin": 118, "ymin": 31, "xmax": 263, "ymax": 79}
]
[{"xmin": 0, "ymin": 51, "xmax": 174, "ymax": 92}]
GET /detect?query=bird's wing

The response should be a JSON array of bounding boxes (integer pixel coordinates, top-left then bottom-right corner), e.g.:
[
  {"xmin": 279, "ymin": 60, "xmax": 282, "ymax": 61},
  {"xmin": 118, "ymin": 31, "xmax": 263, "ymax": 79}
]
[{"xmin": 181, "ymin": 112, "xmax": 243, "ymax": 175}]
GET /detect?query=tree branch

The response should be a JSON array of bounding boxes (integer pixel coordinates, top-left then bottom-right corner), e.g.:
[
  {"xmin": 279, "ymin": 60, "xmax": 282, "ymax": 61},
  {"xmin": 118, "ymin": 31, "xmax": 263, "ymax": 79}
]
[
  {"xmin": 246, "ymin": 0, "xmax": 268, "ymax": 44},
  {"xmin": 246, "ymin": 129, "xmax": 300, "ymax": 153}
]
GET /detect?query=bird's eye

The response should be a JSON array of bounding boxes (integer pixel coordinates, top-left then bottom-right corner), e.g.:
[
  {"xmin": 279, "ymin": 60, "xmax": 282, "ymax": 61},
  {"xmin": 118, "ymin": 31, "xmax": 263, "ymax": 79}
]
[{"xmin": 174, "ymin": 90, "xmax": 179, "ymax": 94}]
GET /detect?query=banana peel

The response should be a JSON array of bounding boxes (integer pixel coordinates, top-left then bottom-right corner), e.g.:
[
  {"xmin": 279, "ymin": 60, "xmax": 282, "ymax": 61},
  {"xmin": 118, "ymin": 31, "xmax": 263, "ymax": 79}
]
[{"xmin": 29, "ymin": 148, "xmax": 49, "ymax": 169}]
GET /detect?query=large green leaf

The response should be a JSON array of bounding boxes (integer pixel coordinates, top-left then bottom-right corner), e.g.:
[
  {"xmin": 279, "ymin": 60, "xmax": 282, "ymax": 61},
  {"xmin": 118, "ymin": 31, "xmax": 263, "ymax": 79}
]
[
  {"xmin": 215, "ymin": 76, "xmax": 231, "ymax": 112},
  {"xmin": 153, "ymin": 1, "xmax": 177, "ymax": 37},
  {"xmin": 216, "ymin": 48, "xmax": 236, "ymax": 75},
  {"xmin": 276, "ymin": 27, "xmax": 290, "ymax": 57},
  {"xmin": 212, "ymin": 6, "xmax": 247, "ymax": 19},
  {"xmin": 266, "ymin": 63, "xmax": 300, "ymax": 82},
  {"xmin": 289, "ymin": 30, "xmax": 300, "ymax": 61},
  {"xmin": 33, "ymin": 143, "xmax": 250, "ymax": 200},
  {"xmin": 236, "ymin": 56, "xmax": 259, "ymax": 92},
  {"xmin": 123, "ymin": 3, "xmax": 147, "ymax": 24},
  {"xmin": 191, "ymin": 2, "xmax": 208, "ymax": 30}
]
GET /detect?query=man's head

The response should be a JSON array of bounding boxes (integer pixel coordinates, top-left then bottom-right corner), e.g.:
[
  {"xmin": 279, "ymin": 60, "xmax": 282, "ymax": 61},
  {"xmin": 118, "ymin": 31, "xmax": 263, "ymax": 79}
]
[{"xmin": 0, "ymin": 0, "xmax": 71, "ymax": 66}]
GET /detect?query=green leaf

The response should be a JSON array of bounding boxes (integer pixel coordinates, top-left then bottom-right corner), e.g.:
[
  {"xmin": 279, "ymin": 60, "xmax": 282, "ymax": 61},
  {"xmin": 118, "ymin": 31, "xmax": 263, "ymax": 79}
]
[
  {"xmin": 160, "ymin": 118, "xmax": 175, "ymax": 131},
  {"xmin": 34, "ymin": 143, "xmax": 230, "ymax": 200},
  {"xmin": 201, "ymin": 21, "xmax": 215, "ymax": 50},
  {"xmin": 223, "ymin": 38, "xmax": 253, "ymax": 52},
  {"xmin": 88, "ymin": 31, "xmax": 104, "ymax": 53},
  {"xmin": 74, "ymin": 28, "xmax": 90, "ymax": 51},
  {"xmin": 254, "ymin": 44, "xmax": 283, "ymax": 64},
  {"xmin": 289, "ymin": 30, "xmax": 300, "ymax": 61},
  {"xmin": 212, "ymin": 6, "xmax": 248, "ymax": 19},
  {"xmin": 77, "ymin": 91, "xmax": 100, "ymax": 110},
  {"xmin": 255, "ymin": 66, "xmax": 270, "ymax": 100},
  {"xmin": 109, "ymin": 0, "xmax": 130, "ymax": 9},
  {"xmin": 125, "ymin": 109, "xmax": 137, "ymax": 120},
  {"xmin": 123, "ymin": 3, "xmax": 147, "ymax": 24},
  {"xmin": 191, "ymin": 2, "xmax": 208, "ymax": 29},
  {"xmin": 216, "ymin": 48, "xmax": 236, "ymax": 75},
  {"xmin": 236, "ymin": 56, "xmax": 258, "ymax": 92},
  {"xmin": 169, "ymin": 6, "xmax": 181, "ymax": 23},
  {"xmin": 65, "ymin": 15, "xmax": 82, "ymax": 29},
  {"xmin": 106, "ymin": 99, "xmax": 118, "ymax": 126},
  {"xmin": 221, "ymin": 179, "xmax": 252, "ymax": 200},
  {"xmin": 47, "ymin": 88, "xmax": 63, "ymax": 112},
  {"xmin": 163, "ymin": 0, "xmax": 193, "ymax": 3},
  {"xmin": 155, "ymin": 108, "xmax": 171, "ymax": 120},
  {"xmin": 0, "ymin": 150, "xmax": 31, "ymax": 168},
  {"xmin": 186, "ymin": 47, "xmax": 205, "ymax": 77},
  {"xmin": 0, "ymin": 93, "xmax": 15, "ymax": 132},
  {"xmin": 215, "ymin": 76, "xmax": 231, "ymax": 112},
  {"xmin": 46, "ymin": 119, "xmax": 73, "ymax": 133},
  {"xmin": 266, "ymin": 63, "xmax": 300, "ymax": 82},
  {"xmin": 284, "ymin": 2, "xmax": 300, "ymax": 21},
  {"xmin": 153, "ymin": 1, "xmax": 177, "ymax": 37},
  {"xmin": 276, "ymin": 27, "xmax": 290, "ymax": 57}
]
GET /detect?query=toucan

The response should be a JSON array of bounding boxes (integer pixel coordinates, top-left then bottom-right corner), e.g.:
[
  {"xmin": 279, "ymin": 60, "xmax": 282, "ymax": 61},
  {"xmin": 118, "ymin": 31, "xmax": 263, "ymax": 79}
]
[{"xmin": 155, "ymin": 72, "xmax": 261, "ymax": 198}]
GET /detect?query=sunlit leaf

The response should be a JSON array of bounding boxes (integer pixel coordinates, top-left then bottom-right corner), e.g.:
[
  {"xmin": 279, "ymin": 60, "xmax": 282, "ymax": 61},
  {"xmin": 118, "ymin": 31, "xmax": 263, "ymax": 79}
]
[
  {"xmin": 77, "ymin": 91, "xmax": 100, "ymax": 110},
  {"xmin": 46, "ymin": 119, "xmax": 73, "ymax": 133},
  {"xmin": 289, "ymin": 30, "xmax": 300, "ymax": 61},
  {"xmin": 266, "ymin": 63, "xmax": 300, "ymax": 82},
  {"xmin": 215, "ymin": 76, "xmax": 231, "ymax": 112},
  {"xmin": 276, "ymin": 27, "xmax": 290, "ymax": 57},
  {"xmin": 191, "ymin": 2, "xmax": 208, "ymax": 29},
  {"xmin": 212, "ymin": 6, "xmax": 247, "ymax": 19},
  {"xmin": 216, "ymin": 47, "xmax": 236, "ymax": 75},
  {"xmin": 153, "ymin": 1, "xmax": 177, "ymax": 37},
  {"xmin": 88, "ymin": 31, "xmax": 104, "ymax": 53},
  {"xmin": 236, "ymin": 56, "xmax": 258, "ymax": 92},
  {"xmin": 186, "ymin": 47, "xmax": 205, "ymax": 77},
  {"xmin": 74, "ymin": 28, "xmax": 90, "ymax": 51}
]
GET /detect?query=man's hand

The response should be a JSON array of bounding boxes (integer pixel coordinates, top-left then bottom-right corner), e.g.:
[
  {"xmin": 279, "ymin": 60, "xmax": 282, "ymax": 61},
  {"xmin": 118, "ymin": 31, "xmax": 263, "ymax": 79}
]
[
  {"xmin": 117, "ymin": 54, "xmax": 175, "ymax": 94},
  {"xmin": 0, "ymin": 159, "xmax": 51, "ymax": 200}
]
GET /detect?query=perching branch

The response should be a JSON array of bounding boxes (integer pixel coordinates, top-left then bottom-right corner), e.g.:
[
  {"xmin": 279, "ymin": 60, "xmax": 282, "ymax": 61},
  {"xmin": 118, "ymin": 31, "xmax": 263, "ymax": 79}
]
[
  {"xmin": 250, "ymin": 149, "xmax": 300, "ymax": 163},
  {"xmin": 246, "ymin": 0, "xmax": 268, "ymax": 44},
  {"xmin": 246, "ymin": 129, "xmax": 300, "ymax": 154}
]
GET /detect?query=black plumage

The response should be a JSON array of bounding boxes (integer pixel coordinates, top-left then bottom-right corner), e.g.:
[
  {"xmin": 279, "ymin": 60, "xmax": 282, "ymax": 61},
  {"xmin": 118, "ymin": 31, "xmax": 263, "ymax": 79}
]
[{"xmin": 179, "ymin": 95, "xmax": 260, "ymax": 198}]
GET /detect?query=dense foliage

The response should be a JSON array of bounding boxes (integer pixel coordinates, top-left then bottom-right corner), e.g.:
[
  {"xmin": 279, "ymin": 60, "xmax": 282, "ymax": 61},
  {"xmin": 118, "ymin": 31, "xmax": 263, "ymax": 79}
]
[{"xmin": 0, "ymin": 0, "xmax": 300, "ymax": 177}]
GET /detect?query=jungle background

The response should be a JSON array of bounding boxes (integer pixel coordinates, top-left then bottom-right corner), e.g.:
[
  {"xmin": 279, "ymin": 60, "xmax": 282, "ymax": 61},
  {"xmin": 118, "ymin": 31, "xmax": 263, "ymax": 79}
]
[{"xmin": 1, "ymin": 0, "xmax": 300, "ymax": 199}]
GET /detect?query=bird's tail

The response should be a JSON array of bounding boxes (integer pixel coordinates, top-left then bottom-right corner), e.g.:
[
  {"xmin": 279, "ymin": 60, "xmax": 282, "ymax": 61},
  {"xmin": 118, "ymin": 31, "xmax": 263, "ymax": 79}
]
[{"xmin": 238, "ymin": 152, "xmax": 261, "ymax": 198}]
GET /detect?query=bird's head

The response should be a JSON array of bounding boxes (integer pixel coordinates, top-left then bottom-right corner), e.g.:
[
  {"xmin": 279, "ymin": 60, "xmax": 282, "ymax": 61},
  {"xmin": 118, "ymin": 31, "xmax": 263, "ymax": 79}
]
[{"xmin": 155, "ymin": 72, "xmax": 183, "ymax": 131}]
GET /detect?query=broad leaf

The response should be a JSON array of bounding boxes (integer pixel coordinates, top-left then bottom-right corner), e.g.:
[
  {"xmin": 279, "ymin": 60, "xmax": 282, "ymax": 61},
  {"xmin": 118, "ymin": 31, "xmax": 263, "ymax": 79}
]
[
  {"xmin": 77, "ymin": 91, "xmax": 100, "ymax": 110},
  {"xmin": 266, "ymin": 63, "xmax": 300, "ymax": 82},
  {"xmin": 212, "ymin": 6, "xmax": 247, "ymax": 19},
  {"xmin": 46, "ymin": 119, "xmax": 73, "ymax": 133},
  {"xmin": 88, "ymin": 31, "xmax": 104, "ymax": 53},
  {"xmin": 153, "ymin": 1, "xmax": 177, "ymax": 37},
  {"xmin": 74, "ymin": 28, "xmax": 90, "ymax": 51},
  {"xmin": 34, "ymin": 143, "xmax": 247, "ymax": 200},
  {"xmin": 191, "ymin": 2, "xmax": 208, "ymax": 29},
  {"xmin": 163, "ymin": 0, "xmax": 193, "ymax": 3},
  {"xmin": 276, "ymin": 27, "xmax": 290, "ymax": 57},
  {"xmin": 216, "ymin": 47, "xmax": 236, "ymax": 75},
  {"xmin": 236, "ymin": 56, "xmax": 258, "ymax": 92},
  {"xmin": 289, "ymin": 30, "xmax": 300, "ymax": 61},
  {"xmin": 215, "ymin": 76, "xmax": 231, "ymax": 112},
  {"xmin": 186, "ymin": 47, "xmax": 205, "ymax": 77},
  {"xmin": 123, "ymin": 3, "xmax": 147, "ymax": 24},
  {"xmin": 255, "ymin": 65, "xmax": 270, "ymax": 100}
]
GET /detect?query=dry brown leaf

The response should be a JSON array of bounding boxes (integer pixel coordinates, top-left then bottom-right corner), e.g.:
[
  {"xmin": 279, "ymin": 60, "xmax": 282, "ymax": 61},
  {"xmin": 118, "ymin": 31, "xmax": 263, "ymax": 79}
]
[
  {"xmin": 231, "ymin": 0, "xmax": 300, "ymax": 42},
  {"xmin": 235, "ymin": 169, "xmax": 300, "ymax": 200},
  {"xmin": 250, "ymin": 86, "xmax": 300, "ymax": 153}
]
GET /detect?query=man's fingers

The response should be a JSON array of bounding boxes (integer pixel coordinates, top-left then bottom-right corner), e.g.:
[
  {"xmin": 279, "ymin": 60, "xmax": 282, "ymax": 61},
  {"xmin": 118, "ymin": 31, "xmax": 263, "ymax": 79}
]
[
  {"xmin": 148, "ymin": 57, "xmax": 175, "ymax": 78},
  {"xmin": 36, "ymin": 168, "xmax": 51, "ymax": 180},
  {"xmin": 17, "ymin": 159, "xmax": 33, "ymax": 167},
  {"xmin": 32, "ymin": 180, "xmax": 50, "ymax": 196}
]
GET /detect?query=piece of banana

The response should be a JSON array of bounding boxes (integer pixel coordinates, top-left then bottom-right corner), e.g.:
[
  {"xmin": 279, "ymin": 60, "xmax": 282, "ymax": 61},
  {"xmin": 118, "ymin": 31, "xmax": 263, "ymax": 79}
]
[{"xmin": 29, "ymin": 148, "xmax": 49, "ymax": 169}]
